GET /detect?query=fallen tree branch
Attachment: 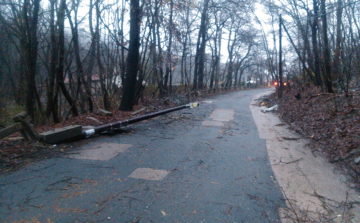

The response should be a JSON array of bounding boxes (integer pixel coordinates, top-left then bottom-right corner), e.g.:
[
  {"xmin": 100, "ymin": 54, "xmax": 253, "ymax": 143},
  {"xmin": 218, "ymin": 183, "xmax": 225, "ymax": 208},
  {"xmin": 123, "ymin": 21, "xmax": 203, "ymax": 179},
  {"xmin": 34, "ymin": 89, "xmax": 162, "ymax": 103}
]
[{"xmin": 274, "ymin": 158, "xmax": 303, "ymax": 165}]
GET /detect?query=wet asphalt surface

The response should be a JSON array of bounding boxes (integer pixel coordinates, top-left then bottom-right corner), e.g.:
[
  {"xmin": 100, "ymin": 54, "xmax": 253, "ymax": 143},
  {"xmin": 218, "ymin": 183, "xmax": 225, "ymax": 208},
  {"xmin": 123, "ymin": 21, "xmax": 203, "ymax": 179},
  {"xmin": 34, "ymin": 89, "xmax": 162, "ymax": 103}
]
[{"xmin": 0, "ymin": 88, "xmax": 285, "ymax": 222}]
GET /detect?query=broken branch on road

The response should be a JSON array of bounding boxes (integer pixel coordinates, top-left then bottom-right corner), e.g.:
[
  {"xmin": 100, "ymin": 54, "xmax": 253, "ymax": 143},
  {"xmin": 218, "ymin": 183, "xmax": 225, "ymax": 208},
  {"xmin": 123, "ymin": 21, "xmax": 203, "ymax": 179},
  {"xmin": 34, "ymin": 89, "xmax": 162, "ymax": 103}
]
[{"xmin": 274, "ymin": 158, "xmax": 303, "ymax": 165}]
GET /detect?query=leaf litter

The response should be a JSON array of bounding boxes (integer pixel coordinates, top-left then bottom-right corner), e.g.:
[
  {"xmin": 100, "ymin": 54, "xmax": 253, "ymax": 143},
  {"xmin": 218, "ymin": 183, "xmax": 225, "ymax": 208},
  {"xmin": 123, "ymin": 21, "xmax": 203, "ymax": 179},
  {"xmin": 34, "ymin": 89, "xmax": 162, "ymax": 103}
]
[{"xmin": 258, "ymin": 86, "xmax": 360, "ymax": 191}]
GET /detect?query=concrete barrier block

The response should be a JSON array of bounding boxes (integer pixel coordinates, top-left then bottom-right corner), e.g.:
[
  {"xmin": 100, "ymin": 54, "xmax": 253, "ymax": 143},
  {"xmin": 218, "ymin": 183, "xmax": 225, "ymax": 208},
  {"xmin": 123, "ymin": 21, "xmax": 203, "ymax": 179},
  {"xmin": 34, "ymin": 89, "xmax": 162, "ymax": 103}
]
[{"xmin": 40, "ymin": 125, "xmax": 82, "ymax": 144}]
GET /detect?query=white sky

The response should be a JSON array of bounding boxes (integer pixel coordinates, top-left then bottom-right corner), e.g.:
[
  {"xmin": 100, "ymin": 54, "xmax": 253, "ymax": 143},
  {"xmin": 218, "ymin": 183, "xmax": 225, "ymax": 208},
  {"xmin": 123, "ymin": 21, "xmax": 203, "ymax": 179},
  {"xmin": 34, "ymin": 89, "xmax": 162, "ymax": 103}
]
[{"xmin": 58, "ymin": 0, "xmax": 284, "ymax": 66}]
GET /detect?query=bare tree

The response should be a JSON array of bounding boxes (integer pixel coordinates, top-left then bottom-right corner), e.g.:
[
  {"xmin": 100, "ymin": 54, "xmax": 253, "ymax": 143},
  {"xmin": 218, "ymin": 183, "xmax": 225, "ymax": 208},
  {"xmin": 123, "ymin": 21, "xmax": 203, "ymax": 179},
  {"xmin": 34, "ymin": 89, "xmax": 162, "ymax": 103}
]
[
  {"xmin": 119, "ymin": 0, "xmax": 141, "ymax": 111},
  {"xmin": 193, "ymin": 0, "xmax": 210, "ymax": 90},
  {"xmin": 0, "ymin": 0, "xmax": 43, "ymax": 120},
  {"xmin": 320, "ymin": 0, "xmax": 334, "ymax": 93},
  {"xmin": 333, "ymin": 0, "xmax": 343, "ymax": 86},
  {"xmin": 312, "ymin": 0, "xmax": 322, "ymax": 86}
]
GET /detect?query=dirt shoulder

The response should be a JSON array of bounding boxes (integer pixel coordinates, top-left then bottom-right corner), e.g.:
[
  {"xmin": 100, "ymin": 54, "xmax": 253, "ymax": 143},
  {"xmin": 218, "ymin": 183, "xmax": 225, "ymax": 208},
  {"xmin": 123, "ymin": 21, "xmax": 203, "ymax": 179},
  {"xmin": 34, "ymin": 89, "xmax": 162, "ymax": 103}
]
[
  {"xmin": 250, "ymin": 90, "xmax": 360, "ymax": 222},
  {"xmin": 267, "ymin": 87, "xmax": 360, "ymax": 190}
]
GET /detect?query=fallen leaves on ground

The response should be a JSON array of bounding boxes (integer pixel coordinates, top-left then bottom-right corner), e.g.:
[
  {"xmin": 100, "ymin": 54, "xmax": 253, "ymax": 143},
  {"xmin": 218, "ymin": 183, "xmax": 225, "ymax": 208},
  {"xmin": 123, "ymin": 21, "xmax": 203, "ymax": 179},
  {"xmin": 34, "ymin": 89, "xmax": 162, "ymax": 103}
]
[
  {"xmin": 0, "ymin": 97, "xmax": 182, "ymax": 173},
  {"xmin": 260, "ymin": 86, "xmax": 360, "ymax": 190}
]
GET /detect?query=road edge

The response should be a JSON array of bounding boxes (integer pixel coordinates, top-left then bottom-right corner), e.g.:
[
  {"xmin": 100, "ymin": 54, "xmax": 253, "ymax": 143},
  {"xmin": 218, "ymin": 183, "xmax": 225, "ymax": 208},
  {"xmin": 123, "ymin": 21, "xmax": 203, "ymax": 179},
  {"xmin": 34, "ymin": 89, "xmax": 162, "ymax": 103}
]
[{"xmin": 249, "ymin": 91, "xmax": 360, "ymax": 222}]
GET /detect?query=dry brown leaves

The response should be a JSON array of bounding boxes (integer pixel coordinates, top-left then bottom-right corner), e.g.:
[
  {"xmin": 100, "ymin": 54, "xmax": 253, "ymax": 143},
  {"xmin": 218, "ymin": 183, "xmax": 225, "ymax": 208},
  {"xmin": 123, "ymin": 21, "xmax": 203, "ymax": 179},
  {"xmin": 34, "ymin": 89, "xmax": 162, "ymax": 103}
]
[
  {"xmin": 271, "ymin": 87, "xmax": 360, "ymax": 190},
  {"xmin": 0, "ymin": 97, "xmax": 182, "ymax": 173}
]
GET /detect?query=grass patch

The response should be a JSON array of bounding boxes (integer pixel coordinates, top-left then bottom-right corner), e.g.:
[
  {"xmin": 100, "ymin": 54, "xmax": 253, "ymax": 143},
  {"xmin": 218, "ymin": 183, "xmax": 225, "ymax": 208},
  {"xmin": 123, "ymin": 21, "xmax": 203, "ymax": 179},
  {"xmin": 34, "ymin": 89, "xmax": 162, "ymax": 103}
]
[{"xmin": 0, "ymin": 101, "xmax": 25, "ymax": 127}]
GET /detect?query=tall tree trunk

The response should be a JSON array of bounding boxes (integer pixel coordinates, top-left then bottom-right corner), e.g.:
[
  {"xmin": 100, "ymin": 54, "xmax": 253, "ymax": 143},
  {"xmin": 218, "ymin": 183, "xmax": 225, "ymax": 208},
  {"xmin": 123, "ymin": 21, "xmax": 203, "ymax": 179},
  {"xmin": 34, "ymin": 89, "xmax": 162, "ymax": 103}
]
[
  {"xmin": 226, "ymin": 26, "xmax": 236, "ymax": 89},
  {"xmin": 65, "ymin": 2, "xmax": 93, "ymax": 114},
  {"xmin": 333, "ymin": 0, "xmax": 343, "ymax": 84},
  {"xmin": 150, "ymin": 0, "xmax": 158, "ymax": 87},
  {"xmin": 180, "ymin": 36, "xmax": 188, "ymax": 86},
  {"xmin": 234, "ymin": 61, "xmax": 239, "ymax": 89},
  {"xmin": 193, "ymin": 0, "xmax": 209, "ymax": 90},
  {"xmin": 234, "ymin": 44, "xmax": 252, "ymax": 89},
  {"xmin": 135, "ymin": 19, "xmax": 151, "ymax": 104},
  {"xmin": 23, "ymin": 0, "xmax": 41, "ymax": 120},
  {"xmin": 283, "ymin": 23, "xmax": 314, "ymax": 83},
  {"xmin": 163, "ymin": 0, "xmax": 174, "ymax": 94},
  {"xmin": 215, "ymin": 28, "xmax": 221, "ymax": 91},
  {"xmin": 320, "ymin": 0, "xmax": 334, "ymax": 93},
  {"xmin": 299, "ymin": 22, "xmax": 315, "ymax": 83},
  {"xmin": 46, "ymin": 0, "xmax": 60, "ymax": 123},
  {"xmin": 312, "ymin": 0, "xmax": 322, "ymax": 86},
  {"xmin": 95, "ymin": 0, "xmax": 110, "ymax": 110},
  {"xmin": 119, "ymin": 0, "xmax": 141, "ymax": 111},
  {"xmin": 120, "ymin": 0, "xmax": 126, "ymax": 86},
  {"xmin": 180, "ymin": 5, "xmax": 190, "ymax": 87},
  {"xmin": 85, "ymin": 0, "xmax": 95, "ymax": 112},
  {"xmin": 151, "ymin": 29, "xmax": 158, "ymax": 87},
  {"xmin": 278, "ymin": 14, "xmax": 283, "ymax": 99},
  {"xmin": 155, "ymin": 0, "xmax": 165, "ymax": 97},
  {"xmin": 209, "ymin": 34, "xmax": 217, "ymax": 90},
  {"xmin": 58, "ymin": 0, "xmax": 79, "ymax": 117}
]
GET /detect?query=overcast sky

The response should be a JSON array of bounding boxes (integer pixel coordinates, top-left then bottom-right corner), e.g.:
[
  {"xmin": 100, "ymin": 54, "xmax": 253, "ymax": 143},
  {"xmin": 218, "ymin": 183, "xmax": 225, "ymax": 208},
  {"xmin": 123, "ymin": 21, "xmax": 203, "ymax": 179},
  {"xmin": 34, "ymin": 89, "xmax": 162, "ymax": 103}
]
[{"xmin": 57, "ymin": 0, "xmax": 282, "ymax": 64}]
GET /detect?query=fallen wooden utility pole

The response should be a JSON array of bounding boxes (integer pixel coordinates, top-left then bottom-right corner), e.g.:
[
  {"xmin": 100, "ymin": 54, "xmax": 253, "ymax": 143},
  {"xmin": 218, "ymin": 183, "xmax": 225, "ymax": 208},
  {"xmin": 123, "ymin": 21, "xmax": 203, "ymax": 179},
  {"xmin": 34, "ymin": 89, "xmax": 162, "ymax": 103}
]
[{"xmin": 83, "ymin": 102, "xmax": 200, "ymax": 138}]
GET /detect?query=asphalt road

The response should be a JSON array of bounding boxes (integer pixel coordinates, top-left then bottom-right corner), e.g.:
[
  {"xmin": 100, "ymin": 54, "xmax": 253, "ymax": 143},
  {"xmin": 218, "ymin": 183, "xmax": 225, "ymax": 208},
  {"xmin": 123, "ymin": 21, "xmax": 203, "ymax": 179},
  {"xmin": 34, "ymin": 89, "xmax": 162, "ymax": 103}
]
[{"xmin": 0, "ymin": 88, "xmax": 285, "ymax": 222}]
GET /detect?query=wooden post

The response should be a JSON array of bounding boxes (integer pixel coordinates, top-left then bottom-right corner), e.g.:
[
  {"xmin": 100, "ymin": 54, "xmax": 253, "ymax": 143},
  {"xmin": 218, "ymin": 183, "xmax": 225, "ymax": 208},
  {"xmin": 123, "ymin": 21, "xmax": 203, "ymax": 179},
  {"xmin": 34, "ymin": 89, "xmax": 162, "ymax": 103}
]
[
  {"xmin": 13, "ymin": 111, "xmax": 40, "ymax": 141},
  {"xmin": 0, "ymin": 123, "xmax": 23, "ymax": 140}
]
